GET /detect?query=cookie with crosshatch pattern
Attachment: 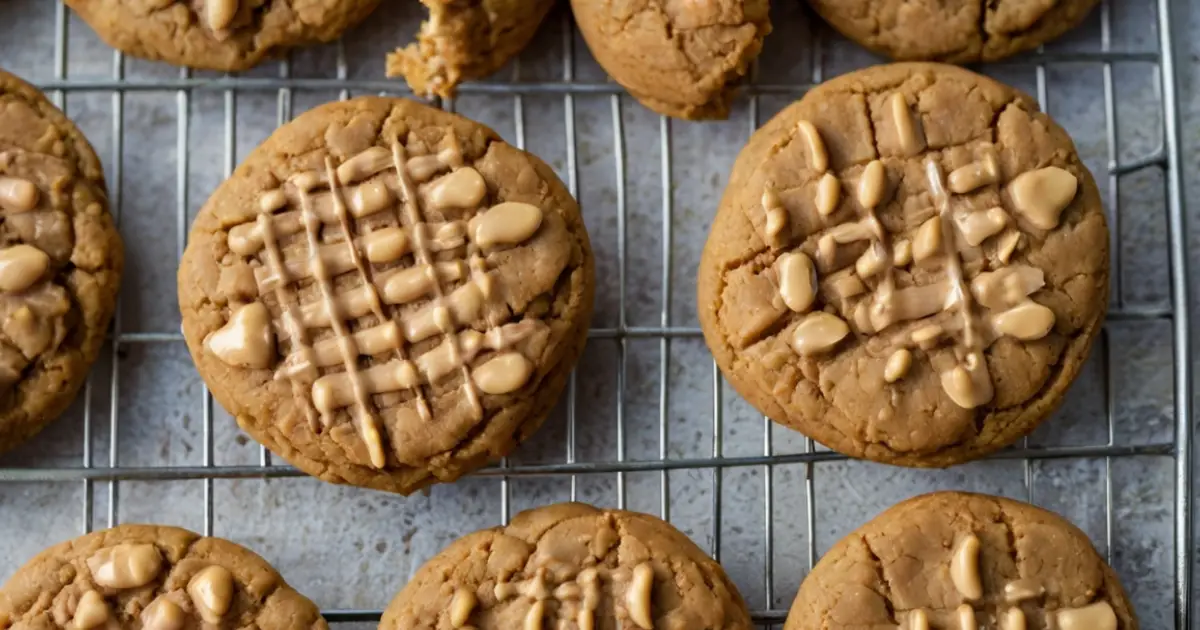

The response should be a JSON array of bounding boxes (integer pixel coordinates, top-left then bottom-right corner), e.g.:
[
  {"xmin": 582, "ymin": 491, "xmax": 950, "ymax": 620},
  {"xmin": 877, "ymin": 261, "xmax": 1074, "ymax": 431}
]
[
  {"xmin": 380, "ymin": 502, "xmax": 754, "ymax": 630},
  {"xmin": 178, "ymin": 96, "xmax": 594, "ymax": 494},
  {"xmin": 785, "ymin": 491, "xmax": 1137, "ymax": 629},
  {"xmin": 63, "ymin": 0, "xmax": 380, "ymax": 72},
  {"xmin": 697, "ymin": 62, "xmax": 1109, "ymax": 467},
  {"xmin": 0, "ymin": 68, "xmax": 123, "ymax": 454},
  {"xmin": 0, "ymin": 524, "xmax": 327, "ymax": 630}
]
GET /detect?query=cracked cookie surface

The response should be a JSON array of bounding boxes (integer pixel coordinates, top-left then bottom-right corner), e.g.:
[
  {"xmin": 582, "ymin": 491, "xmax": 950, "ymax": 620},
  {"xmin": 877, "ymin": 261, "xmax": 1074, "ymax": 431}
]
[
  {"xmin": 784, "ymin": 491, "xmax": 1137, "ymax": 629},
  {"xmin": 808, "ymin": 0, "xmax": 1099, "ymax": 63},
  {"xmin": 571, "ymin": 0, "xmax": 771, "ymax": 120},
  {"xmin": 387, "ymin": 0, "xmax": 556, "ymax": 99},
  {"xmin": 380, "ymin": 502, "xmax": 753, "ymax": 630},
  {"xmin": 0, "ymin": 69, "xmax": 123, "ymax": 454},
  {"xmin": 697, "ymin": 63, "xmax": 1108, "ymax": 467},
  {"xmin": 0, "ymin": 524, "xmax": 326, "ymax": 630},
  {"xmin": 178, "ymin": 96, "xmax": 593, "ymax": 494},
  {"xmin": 64, "ymin": 0, "xmax": 381, "ymax": 71}
]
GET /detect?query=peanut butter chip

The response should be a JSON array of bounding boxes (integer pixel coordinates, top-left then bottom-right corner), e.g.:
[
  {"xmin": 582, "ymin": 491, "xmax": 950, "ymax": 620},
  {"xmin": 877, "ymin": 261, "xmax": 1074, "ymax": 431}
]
[
  {"xmin": 336, "ymin": 146, "xmax": 392, "ymax": 184},
  {"xmin": 524, "ymin": 600, "xmax": 545, "ymax": 630},
  {"xmin": 472, "ymin": 352, "xmax": 533, "ymax": 395},
  {"xmin": 992, "ymin": 300, "xmax": 1055, "ymax": 341},
  {"xmin": 72, "ymin": 591, "xmax": 109, "ymax": 630},
  {"xmin": 204, "ymin": 302, "xmax": 276, "ymax": 369},
  {"xmin": 912, "ymin": 216, "xmax": 942, "ymax": 263},
  {"xmin": 187, "ymin": 565, "xmax": 235, "ymax": 625},
  {"xmin": 816, "ymin": 172, "xmax": 840, "ymax": 216},
  {"xmin": 1056, "ymin": 602, "xmax": 1117, "ymax": 630},
  {"xmin": 957, "ymin": 207, "xmax": 1010, "ymax": 247},
  {"xmin": 762, "ymin": 188, "xmax": 788, "ymax": 247},
  {"xmin": 1002, "ymin": 607, "xmax": 1027, "ymax": 630},
  {"xmin": 0, "ymin": 244, "xmax": 50, "ymax": 292},
  {"xmin": 627, "ymin": 563, "xmax": 654, "ymax": 630},
  {"xmin": 857, "ymin": 160, "xmax": 886, "ymax": 208},
  {"xmin": 1003, "ymin": 579, "xmax": 1043, "ymax": 603},
  {"xmin": 940, "ymin": 353, "xmax": 994, "ymax": 409},
  {"xmin": 206, "ymin": 0, "xmax": 238, "ymax": 31},
  {"xmin": 449, "ymin": 588, "xmax": 476, "ymax": 628},
  {"xmin": 1008, "ymin": 166, "xmax": 1078, "ymax": 230},
  {"xmin": 996, "ymin": 230, "xmax": 1022, "ymax": 264},
  {"xmin": 472, "ymin": 202, "xmax": 543, "ymax": 248},
  {"xmin": 911, "ymin": 324, "xmax": 943, "ymax": 348},
  {"xmin": 776, "ymin": 251, "xmax": 816, "ymax": 313},
  {"xmin": 948, "ymin": 154, "xmax": 1000, "ymax": 194},
  {"xmin": 892, "ymin": 239, "xmax": 912, "ymax": 266},
  {"xmin": 362, "ymin": 226, "xmax": 410, "ymax": 263},
  {"xmin": 88, "ymin": 544, "xmax": 163, "ymax": 589},
  {"xmin": 790, "ymin": 312, "xmax": 849, "ymax": 356},
  {"xmin": 142, "ymin": 597, "xmax": 186, "ymax": 630},
  {"xmin": 889, "ymin": 93, "xmax": 923, "ymax": 156},
  {"xmin": 429, "ymin": 167, "xmax": 487, "ymax": 209},
  {"xmin": 796, "ymin": 120, "xmax": 828, "ymax": 173},
  {"xmin": 955, "ymin": 604, "xmax": 976, "ymax": 630},
  {"xmin": 0, "ymin": 175, "xmax": 39, "ymax": 212},
  {"xmin": 909, "ymin": 609, "xmax": 930, "ymax": 630},
  {"xmin": 884, "ymin": 349, "xmax": 911, "ymax": 383},
  {"xmin": 950, "ymin": 534, "xmax": 982, "ymax": 600}
]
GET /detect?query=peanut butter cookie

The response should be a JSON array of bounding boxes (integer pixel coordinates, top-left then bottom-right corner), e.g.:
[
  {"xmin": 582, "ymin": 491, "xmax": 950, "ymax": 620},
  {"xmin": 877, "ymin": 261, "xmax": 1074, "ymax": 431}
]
[
  {"xmin": 697, "ymin": 63, "xmax": 1108, "ymax": 466},
  {"xmin": 0, "ymin": 69, "xmax": 122, "ymax": 454},
  {"xmin": 64, "ymin": 0, "xmax": 381, "ymax": 71},
  {"xmin": 571, "ymin": 0, "xmax": 771, "ymax": 120},
  {"xmin": 387, "ymin": 0, "xmax": 557, "ymax": 99},
  {"xmin": 0, "ymin": 524, "xmax": 326, "ymax": 630},
  {"xmin": 380, "ymin": 502, "xmax": 753, "ymax": 630},
  {"xmin": 808, "ymin": 0, "xmax": 1099, "ymax": 63},
  {"xmin": 178, "ymin": 96, "xmax": 594, "ymax": 494},
  {"xmin": 785, "ymin": 491, "xmax": 1137, "ymax": 629}
]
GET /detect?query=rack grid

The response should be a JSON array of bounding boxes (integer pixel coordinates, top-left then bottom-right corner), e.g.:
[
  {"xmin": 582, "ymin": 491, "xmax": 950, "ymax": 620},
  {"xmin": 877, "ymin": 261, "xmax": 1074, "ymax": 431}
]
[{"xmin": 0, "ymin": 0, "xmax": 1192, "ymax": 628}]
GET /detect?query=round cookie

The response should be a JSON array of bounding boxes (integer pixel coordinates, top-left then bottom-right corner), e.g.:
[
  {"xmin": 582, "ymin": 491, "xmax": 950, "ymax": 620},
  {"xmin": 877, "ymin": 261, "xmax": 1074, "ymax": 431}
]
[
  {"xmin": 381, "ymin": 502, "xmax": 753, "ymax": 630},
  {"xmin": 571, "ymin": 0, "xmax": 771, "ymax": 120},
  {"xmin": 64, "ymin": 0, "xmax": 380, "ymax": 72},
  {"xmin": 808, "ymin": 0, "xmax": 1099, "ymax": 63},
  {"xmin": 178, "ymin": 96, "xmax": 594, "ymax": 494},
  {"xmin": 388, "ymin": 0, "xmax": 557, "ymax": 99},
  {"xmin": 0, "ymin": 524, "xmax": 326, "ymax": 630},
  {"xmin": 697, "ymin": 63, "xmax": 1108, "ymax": 467},
  {"xmin": 785, "ymin": 492, "xmax": 1137, "ymax": 629},
  {"xmin": 0, "ymin": 69, "xmax": 123, "ymax": 454}
]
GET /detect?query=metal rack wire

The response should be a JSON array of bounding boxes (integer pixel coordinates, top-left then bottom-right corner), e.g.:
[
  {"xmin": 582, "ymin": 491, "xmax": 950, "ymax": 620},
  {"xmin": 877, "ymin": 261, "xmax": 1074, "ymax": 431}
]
[{"xmin": 0, "ymin": 0, "xmax": 1193, "ymax": 627}]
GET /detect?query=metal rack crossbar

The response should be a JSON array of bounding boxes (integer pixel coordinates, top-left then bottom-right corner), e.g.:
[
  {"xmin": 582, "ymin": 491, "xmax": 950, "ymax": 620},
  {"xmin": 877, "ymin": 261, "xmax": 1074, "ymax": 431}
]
[{"xmin": 0, "ymin": 0, "xmax": 1192, "ymax": 627}]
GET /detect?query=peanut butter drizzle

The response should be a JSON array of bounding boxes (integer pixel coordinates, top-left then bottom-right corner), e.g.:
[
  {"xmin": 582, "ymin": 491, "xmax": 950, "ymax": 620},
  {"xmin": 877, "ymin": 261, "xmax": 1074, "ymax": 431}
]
[
  {"xmin": 0, "ymin": 175, "xmax": 39, "ymax": 212},
  {"xmin": 493, "ymin": 562, "xmax": 657, "ymax": 630},
  {"xmin": 219, "ymin": 140, "xmax": 549, "ymax": 467},
  {"xmin": 298, "ymin": 158, "xmax": 387, "ymax": 468}
]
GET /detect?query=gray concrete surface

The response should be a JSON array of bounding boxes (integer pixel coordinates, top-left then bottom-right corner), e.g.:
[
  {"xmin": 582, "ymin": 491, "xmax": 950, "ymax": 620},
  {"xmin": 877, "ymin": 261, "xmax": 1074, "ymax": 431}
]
[{"xmin": 0, "ymin": 0, "xmax": 1195, "ymax": 627}]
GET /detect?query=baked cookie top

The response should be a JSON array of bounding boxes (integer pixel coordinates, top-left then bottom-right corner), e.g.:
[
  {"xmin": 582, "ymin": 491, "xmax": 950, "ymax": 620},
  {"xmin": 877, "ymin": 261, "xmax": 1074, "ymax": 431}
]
[
  {"xmin": 808, "ymin": 0, "xmax": 1099, "ymax": 63},
  {"xmin": 381, "ymin": 503, "xmax": 753, "ymax": 630},
  {"xmin": 387, "ymin": 0, "xmax": 556, "ymax": 99},
  {"xmin": 0, "ymin": 69, "xmax": 123, "ymax": 453},
  {"xmin": 63, "ymin": 0, "xmax": 381, "ymax": 71},
  {"xmin": 0, "ymin": 524, "xmax": 326, "ymax": 630},
  {"xmin": 785, "ymin": 492, "xmax": 1137, "ymax": 629},
  {"xmin": 571, "ymin": 0, "xmax": 771, "ymax": 120},
  {"xmin": 178, "ymin": 96, "xmax": 593, "ymax": 494},
  {"xmin": 698, "ymin": 63, "xmax": 1108, "ymax": 466}
]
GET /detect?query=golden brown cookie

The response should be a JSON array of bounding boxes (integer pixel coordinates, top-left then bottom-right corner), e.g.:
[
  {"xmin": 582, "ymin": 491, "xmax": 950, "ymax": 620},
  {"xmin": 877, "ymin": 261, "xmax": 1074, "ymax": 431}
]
[
  {"xmin": 380, "ymin": 502, "xmax": 753, "ymax": 630},
  {"xmin": 64, "ymin": 0, "xmax": 381, "ymax": 71},
  {"xmin": 388, "ymin": 0, "xmax": 557, "ymax": 99},
  {"xmin": 0, "ymin": 524, "xmax": 326, "ymax": 630},
  {"xmin": 0, "ymin": 69, "xmax": 123, "ymax": 454},
  {"xmin": 178, "ymin": 96, "xmax": 594, "ymax": 495},
  {"xmin": 808, "ymin": 0, "xmax": 1099, "ymax": 63},
  {"xmin": 697, "ymin": 63, "xmax": 1108, "ymax": 466},
  {"xmin": 571, "ymin": 0, "xmax": 771, "ymax": 120},
  {"xmin": 785, "ymin": 492, "xmax": 1137, "ymax": 629}
]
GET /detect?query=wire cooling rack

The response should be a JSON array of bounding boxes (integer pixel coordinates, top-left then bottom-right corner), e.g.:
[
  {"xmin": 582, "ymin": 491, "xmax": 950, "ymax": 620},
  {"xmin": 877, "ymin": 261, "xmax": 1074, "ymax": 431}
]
[{"xmin": 0, "ymin": 0, "xmax": 1193, "ymax": 628}]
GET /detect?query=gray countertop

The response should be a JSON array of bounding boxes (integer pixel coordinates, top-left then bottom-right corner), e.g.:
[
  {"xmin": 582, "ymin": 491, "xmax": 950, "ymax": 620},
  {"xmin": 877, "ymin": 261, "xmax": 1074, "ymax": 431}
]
[{"xmin": 1, "ymin": 0, "xmax": 1197, "ymax": 627}]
